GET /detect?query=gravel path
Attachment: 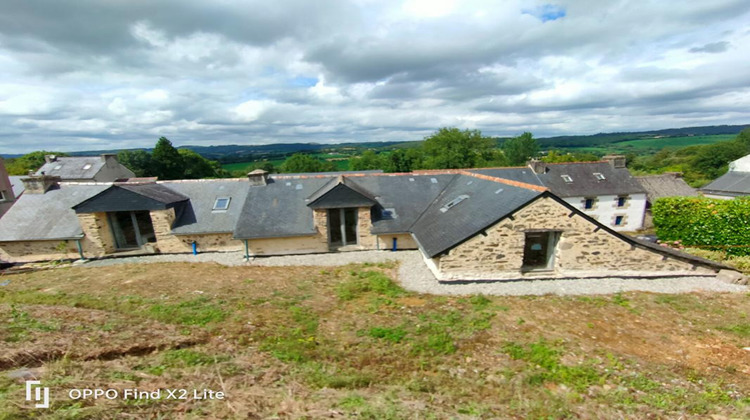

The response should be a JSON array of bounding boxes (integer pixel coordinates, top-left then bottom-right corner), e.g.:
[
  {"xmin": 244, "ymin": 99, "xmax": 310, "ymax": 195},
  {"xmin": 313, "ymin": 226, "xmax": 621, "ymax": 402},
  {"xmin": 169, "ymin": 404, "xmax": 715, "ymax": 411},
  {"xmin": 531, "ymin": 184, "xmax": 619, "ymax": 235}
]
[{"xmin": 82, "ymin": 250, "xmax": 748, "ymax": 296}]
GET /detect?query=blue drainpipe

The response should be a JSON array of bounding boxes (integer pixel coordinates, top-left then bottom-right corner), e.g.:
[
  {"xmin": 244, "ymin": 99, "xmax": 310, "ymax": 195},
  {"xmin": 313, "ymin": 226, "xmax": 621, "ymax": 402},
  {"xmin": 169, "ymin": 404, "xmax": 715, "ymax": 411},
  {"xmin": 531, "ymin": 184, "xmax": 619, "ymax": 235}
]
[
  {"xmin": 392, "ymin": 237, "xmax": 397, "ymax": 251},
  {"xmin": 75, "ymin": 239, "xmax": 84, "ymax": 260},
  {"xmin": 191, "ymin": 241, "xmax": 198, "ymax": 255}
]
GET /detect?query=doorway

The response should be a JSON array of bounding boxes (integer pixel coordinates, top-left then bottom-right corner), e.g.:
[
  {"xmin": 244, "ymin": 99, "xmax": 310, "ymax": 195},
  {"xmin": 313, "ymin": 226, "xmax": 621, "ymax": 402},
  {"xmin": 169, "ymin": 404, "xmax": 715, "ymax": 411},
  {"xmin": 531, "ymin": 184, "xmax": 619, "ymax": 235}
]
[
  {"xmin": 328, "ymin": 208, "xmax": 358, "ymax": 247},
  {"xmin": 109, "ymin": 211, "xmax": 156, "ymax": 250},
  {"xmin": 522, "ymin": 231, "xmax": 560, "ymax": 271}
]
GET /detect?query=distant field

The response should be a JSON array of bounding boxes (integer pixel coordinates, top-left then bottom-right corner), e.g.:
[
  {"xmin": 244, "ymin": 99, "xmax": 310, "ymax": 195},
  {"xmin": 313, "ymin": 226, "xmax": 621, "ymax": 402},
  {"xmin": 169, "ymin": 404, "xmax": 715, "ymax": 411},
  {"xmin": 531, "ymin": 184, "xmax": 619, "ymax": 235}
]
[
  {"xmin": 222, "ymin": 154, "xmax": 351, "ymax": 173},
  {"xmin": 613, "ymin": 134, "xmax": 737, "ymax": 149}
]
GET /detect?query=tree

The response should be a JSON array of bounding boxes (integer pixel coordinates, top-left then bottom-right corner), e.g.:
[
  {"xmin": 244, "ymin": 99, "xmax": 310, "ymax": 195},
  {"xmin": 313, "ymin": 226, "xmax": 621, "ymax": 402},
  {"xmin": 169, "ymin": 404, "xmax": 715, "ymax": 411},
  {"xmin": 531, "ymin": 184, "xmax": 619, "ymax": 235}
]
[
  {"xmin": 179, "ymin": 149, "xmax": 222, "ymax": 179},
  {"xmin": 151, "ymin": 137, "xmax": 185, "ymax": 180},
  {"xmin": 502, "ymin": 132, "xmax": 539, "ymax": 165},
  {"xmin": 422, "ymin": 127, "xmax": 496, "ymax": 169},
  {"xmin": 117, "ymin": 150, "xmax": 152, "ymax": 177},
  {"xmin": 4, "ymin": 151, "xmax": 69, "ymax": 175},
  {"xmin": 280, "ymin": 153, "xmax": 336, "ymax": 173},
  {"xmin": 349, "ymin": 150, "xmax": 384, "ymax": 171},
  {"xmin": 383, "ymin": 148, "xmax": 425, "ymax": 173},
  {"xmin": 541, "ymin": 150, "xmax": 599, "ymax": 163}
]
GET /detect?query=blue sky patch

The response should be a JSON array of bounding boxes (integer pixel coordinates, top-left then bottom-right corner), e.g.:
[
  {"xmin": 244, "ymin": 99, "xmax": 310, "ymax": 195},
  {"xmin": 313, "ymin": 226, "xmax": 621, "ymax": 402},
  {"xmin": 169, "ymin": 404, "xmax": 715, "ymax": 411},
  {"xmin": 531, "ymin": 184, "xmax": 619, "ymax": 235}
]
[
  {"xmin": 290, "ymin": 76, "xmax": 319, "ymax": 87},
  {"xmin": 523, "ymin": 4, "xmax": 566, "ymax": 22}
]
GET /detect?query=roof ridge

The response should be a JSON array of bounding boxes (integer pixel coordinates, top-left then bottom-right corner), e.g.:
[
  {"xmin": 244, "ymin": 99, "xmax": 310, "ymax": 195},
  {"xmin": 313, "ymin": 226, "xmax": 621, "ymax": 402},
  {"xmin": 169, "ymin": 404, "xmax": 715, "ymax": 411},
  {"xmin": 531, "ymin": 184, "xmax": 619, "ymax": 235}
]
[{"xmin": 459, "ymin": 171, "xmax": 548, "ymax": 192}]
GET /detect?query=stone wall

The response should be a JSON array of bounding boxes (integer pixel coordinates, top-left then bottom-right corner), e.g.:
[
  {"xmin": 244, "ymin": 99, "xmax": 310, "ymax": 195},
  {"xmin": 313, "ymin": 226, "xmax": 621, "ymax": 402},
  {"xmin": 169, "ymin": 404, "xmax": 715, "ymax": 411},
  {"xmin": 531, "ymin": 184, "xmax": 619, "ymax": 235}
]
[
  {"xmin": 248, "ymin": 235, "xmax": 328, "ymax": 256},
  {"xmin": 149, "ymin": 208, "xmax": 181, "ymax": 253},
  {"xmin": 437, "ymin": 196, "xmax": 715, "ymax": 281},
  {"xmin": 357, "ymin": 207, "xmax": 377, "ymax": 250},
  {"xmin": 77, "ymin": 212, "xmax": 115, "ymax": 255},
  {"xmin": 164, "ymin": 233, "xmax": 243, "ymax": 253},
  {"xmin": 0, "ymin": 238, "xmax": 101, "ymax": 262},
  {"xmin": 376, "ymin": 233, "xmax": 418, "ymax": 250}
]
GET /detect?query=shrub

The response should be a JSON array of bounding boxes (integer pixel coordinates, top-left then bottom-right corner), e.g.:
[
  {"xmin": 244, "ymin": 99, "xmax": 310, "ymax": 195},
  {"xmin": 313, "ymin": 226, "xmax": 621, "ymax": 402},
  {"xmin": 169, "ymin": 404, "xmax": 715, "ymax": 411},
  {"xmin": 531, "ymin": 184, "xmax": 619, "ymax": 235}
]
[{"xmin": 653, "ymin": 197, "xmax": 750, "ymax": 256}]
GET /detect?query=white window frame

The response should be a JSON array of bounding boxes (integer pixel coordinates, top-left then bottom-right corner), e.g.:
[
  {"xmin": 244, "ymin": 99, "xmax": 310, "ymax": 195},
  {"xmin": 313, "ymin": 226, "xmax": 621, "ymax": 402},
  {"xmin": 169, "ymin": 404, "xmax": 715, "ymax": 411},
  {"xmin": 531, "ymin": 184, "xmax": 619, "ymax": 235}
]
[{"xmin": 212, "ymin": 197, "xmax": 231, "ymax": 211}]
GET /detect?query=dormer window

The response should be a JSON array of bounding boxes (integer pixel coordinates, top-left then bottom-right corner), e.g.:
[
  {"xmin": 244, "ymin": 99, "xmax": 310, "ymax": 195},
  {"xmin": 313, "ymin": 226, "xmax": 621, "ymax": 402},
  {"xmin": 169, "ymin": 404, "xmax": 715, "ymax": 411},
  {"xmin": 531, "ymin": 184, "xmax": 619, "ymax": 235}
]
[
  {"xmin": 593, "ymin": 172, "xmax": 605, "ymax": 180},
  {"xmin": 213, "ymin": 197, "xmax": 231, "ymax": 211},
  {"xmin": 561, "ymin": 175, "xmax": 573, "ymax": 183}
]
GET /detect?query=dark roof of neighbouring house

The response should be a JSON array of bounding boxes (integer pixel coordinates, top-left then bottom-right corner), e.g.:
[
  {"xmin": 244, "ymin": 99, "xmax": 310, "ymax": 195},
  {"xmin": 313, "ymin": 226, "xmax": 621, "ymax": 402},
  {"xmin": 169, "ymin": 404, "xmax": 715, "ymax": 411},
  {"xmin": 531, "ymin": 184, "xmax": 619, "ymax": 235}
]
[
  {"xmin": 35, "ymin": 156, "xmax": 108, "ymax": 180},
  {"xmin": 410, "ymin": 174, "xmax": 544, "ymax": 257},
  {"xmin": 233, "ymin": 177, "xmax": 334, "ymax": 239},
  {"xmin": 72, "ymin": 183, "xmax": 189, "ymax": 213},
  {"xmin": 700, "ymin": 171, "xmax": 750, "ymax": 196},
  {"xmin": 8, "ymin": 176, "xmax": 24, "ymax": 197},
  {"xmin": 635, "ymin": 173, "xmax": 698, "ymax": 202},
  {"xmin": 165, "ymin": 180, "xmax": 250, "ymax": 235},
  {"xmin": 0, "ymin": 183, "xmax": 110, "ymax": 241},
  {"xmin": 471, "ymin": 162, "xmax": 645, "ymax": 198}
]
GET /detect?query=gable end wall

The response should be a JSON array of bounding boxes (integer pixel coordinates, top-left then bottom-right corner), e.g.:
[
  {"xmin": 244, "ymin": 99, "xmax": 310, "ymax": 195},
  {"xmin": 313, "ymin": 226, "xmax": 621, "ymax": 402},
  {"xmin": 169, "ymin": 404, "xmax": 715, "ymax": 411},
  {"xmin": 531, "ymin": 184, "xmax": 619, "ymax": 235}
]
[{"xmin": 436, "ymin": 196, "xmax": 713, "ymax": 280}]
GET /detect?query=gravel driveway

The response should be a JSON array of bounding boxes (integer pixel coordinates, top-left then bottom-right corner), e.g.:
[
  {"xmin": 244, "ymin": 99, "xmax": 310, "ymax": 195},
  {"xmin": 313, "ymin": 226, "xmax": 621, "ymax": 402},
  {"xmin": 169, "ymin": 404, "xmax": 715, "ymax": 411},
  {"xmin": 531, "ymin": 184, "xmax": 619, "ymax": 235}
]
[{"xmin": 82, "ymin": 250, "xmax": 747, "ymax": 296}]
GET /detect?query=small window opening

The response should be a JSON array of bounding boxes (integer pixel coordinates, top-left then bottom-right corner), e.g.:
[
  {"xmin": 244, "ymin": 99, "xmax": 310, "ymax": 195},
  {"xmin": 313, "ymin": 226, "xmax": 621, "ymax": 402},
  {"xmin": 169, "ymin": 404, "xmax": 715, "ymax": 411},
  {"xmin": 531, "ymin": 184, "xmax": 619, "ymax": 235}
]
[
  {"xmin": 561, "ymin": 174, "xmax": 573, "ymax": 183},
  {"xmin": 593, "ymin": 172, "xmax": 605, "ymax": 180},
  {"xmin": 584, "ymin": 198, "xmax": 595, "ymax": 209},
  {"xmin": 617, "ymin": 196, "xmax": 627, "ymax": 207},
  {"xmin": 83, "ymin": 163, "xmax": 92, "ymax": 170},
  {"xmin": 522, "ymin": 231, "xmax": 561, "ymax": 271},
  {"xmin": 614, "ymin": 215, "xmax": 624, "ymax": 226},
  {"xmin": 213, "ymin": 197, "xmax": 231, "ymax": 211}
]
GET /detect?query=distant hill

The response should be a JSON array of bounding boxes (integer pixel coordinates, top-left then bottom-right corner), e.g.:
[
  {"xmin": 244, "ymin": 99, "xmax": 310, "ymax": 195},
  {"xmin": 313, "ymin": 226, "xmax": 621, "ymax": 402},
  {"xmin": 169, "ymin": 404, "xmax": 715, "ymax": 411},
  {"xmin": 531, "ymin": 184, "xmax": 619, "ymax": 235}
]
[{"xmin": 4, "ymin": 124, "xmax": 747, "ymax": 162}]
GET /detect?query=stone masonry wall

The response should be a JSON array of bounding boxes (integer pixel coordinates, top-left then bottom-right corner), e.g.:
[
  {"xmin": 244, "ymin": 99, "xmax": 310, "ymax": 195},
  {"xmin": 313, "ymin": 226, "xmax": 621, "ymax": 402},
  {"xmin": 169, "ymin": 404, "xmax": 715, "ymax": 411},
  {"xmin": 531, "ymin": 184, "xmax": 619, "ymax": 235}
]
[
  {"xmin": 149, "ymin": 208, "xmax": 181, "ymax": 253},
  {"xmin": 77, "ymin": 212, "xmax": 115, "ymax": 255},
  {"xmin": 248, "ymin": 236, "xmax": 328, "ymax": 256},
  {"xmin": 437, "ymin": 196, "xmax": 714, "ymax": 280},
  {"xmin": 0, "ymin": 237, "xmax": 108, "ymax": 263},
  {"xmin": 357, "ymin": 207, "xmax": 377, "ymax": 250}
]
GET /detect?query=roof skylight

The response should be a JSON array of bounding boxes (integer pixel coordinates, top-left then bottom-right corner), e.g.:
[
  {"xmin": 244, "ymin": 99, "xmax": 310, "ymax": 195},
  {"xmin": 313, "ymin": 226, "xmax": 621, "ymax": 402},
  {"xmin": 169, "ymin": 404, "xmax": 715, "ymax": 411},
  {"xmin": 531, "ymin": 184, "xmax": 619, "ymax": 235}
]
[
  {"xmin": 440, "ymin": 194, "xmax": 469, "ymax": 213},
  {"xmin": 561, "ymin": 175, "xmax": 573, "ymax": 183},
  {"xmin": 593, "ymin": 172, "xmax": 605, "ymax": 180},
  {"xmin": 82, "ymin": 163, "xmax": 92, "ymax": 170},
  {"xmin": 213, "ymin": 197, "xmax": 231, "ymax": 211}
]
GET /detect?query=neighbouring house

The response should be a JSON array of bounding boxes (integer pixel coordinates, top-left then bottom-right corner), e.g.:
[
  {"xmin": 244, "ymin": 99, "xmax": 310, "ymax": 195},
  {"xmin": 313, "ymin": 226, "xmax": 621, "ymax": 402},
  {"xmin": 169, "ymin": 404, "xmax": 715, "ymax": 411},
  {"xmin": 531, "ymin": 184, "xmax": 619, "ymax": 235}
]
[
  {"xmin": 700, "ymin": 154, "xmax": 750, "ymax": 199},
  {"xmin": 35, "ymin": 154, "xmax": 135, "ymax": 182},
  {"xmin": 635, "ymin": 173, "xmax": 698, "ymax": 228},
  {"xmin": 0, "ymin": 158, "xmax": 17, "ymax": 218},
  {"xmin": 0, "ymin": 168, "xmax": 729, "ymax": 281},
  {"xmin": 462, "ymin": 155, "xmax": 648, "ymax": 231}
]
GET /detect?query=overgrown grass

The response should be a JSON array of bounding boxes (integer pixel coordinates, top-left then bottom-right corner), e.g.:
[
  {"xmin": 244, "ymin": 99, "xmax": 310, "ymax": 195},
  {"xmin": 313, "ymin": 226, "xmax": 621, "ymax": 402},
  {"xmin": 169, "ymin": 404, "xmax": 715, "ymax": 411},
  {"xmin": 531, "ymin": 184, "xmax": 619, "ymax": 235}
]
[{"xmin": 336, "ymin": 269, "xmax": 406, "ymax": 301}]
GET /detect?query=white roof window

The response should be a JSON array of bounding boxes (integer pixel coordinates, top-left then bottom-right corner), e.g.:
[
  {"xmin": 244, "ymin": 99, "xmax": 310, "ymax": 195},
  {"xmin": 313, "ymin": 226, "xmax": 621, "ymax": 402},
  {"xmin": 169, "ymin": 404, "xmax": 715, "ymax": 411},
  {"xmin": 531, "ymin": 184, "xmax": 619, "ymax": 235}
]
[
  {"xmin": 213, "ymin": 197, "xmax": 231, "ymax": 211},
  {"xmin": 593, "ymin": 172, "xmax": 605, "ymax": 180},
  {"xmin": 83, "ymin": 163, "xmax": 92, "ymax": 170},
  {"xmin": 561, "ymin": 175, "xmax": 573, "ymax": 183},
  {"xmin": 440, "ymin": 194, "xmax": 469, "ymax": 213}
]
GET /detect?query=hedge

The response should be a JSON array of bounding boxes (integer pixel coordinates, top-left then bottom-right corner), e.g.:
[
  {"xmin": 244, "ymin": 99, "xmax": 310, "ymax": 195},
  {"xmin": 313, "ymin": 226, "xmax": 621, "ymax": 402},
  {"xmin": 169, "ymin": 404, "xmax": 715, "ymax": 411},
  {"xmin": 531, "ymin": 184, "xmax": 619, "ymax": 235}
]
[{"xmin": 652, "ymin": 196, "xmax": 750, "ymax": 256}]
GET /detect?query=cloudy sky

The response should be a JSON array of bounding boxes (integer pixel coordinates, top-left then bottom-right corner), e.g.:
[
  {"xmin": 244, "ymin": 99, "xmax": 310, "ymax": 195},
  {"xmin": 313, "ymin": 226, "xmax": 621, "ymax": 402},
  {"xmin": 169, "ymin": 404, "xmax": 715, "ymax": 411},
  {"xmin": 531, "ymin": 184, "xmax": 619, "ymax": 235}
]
[{"xmin": 1, "ymin": 0, "xmax": 749, "ymax": 154}]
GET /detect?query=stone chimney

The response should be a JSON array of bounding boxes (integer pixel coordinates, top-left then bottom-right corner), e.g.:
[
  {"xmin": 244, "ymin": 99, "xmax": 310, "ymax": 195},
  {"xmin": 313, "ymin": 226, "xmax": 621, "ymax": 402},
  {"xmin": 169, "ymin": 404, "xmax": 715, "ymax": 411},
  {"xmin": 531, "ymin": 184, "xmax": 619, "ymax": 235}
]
[
  {"xmin": 527, "ymin": 159, "xmax": 547, "ymax": 174},
  {"xmin": 101, "ymin": 153, "xmax": 117, "ymax": 163},
  {"xmin": 602, "ymin": 154, "xmax": 627, "ymax": 169},
  {"xmin": 21, "ymin": 174, "xmax": 61, "ymax": 194},
  {"xmin": 44, "ymin": 154, "xmax": 58, "ymax": 164},
  {"xmin": 247, "ymin": 169, "xmax": 269, "ymax": 186}
]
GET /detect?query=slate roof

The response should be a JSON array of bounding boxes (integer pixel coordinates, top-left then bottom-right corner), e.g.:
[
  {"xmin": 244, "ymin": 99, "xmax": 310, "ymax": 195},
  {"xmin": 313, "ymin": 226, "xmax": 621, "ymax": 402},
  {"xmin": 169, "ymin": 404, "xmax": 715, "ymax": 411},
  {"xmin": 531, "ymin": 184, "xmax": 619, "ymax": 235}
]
[
  {"xmin": 307, "ymin": 177, "xmax": 378, "ymax": 209},
  {"xmin": 0, "ymin": 184, "xmax": 110, "ymax": 241},
  {"xmin": 165, "ymin": 180, "xmax": 249, "ymax": 235},
  {"xmin": 700, "ymin": 171, "xmax": 750, "ymax": 196},
  {"xmin": 36, "ymin": 156, "xmax": 107, "ymax": 180},
  {"xmin": 8, "ymin": 176, "xmax": 24, "ymax": 197},
  {"xmin": 345, "ymin": 174, "xmax": 455, "ymax": 234},
  {"xmin": 410, "ymin": 174, "xmax": 544, "ymax": 257},
  {"xmin": 72, "ymin": 184, "xmax": 189, "ymax": 213},
  {"xmin": 233, "ymin": 176, "xmax": 334, "ymax": 239},
  {"xmin": 471, "ymin": 162, "xmax": 646, "ymax": 197},
  {"xmin": 635, "ymin": 173, "xmax": 697, "ymax": 202}
]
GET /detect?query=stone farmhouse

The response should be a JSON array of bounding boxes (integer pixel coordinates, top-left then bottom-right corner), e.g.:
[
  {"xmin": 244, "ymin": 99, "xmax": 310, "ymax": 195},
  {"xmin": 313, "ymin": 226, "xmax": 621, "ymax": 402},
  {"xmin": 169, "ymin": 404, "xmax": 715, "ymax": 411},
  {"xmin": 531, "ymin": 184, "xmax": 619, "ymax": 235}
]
[
  {"xmin": 635, "ymin": 173, "xmax": 697, "ymax": 229},
  {"xmin": 0, "ymin": 165, "xmax": 727, "ymax": 281}
]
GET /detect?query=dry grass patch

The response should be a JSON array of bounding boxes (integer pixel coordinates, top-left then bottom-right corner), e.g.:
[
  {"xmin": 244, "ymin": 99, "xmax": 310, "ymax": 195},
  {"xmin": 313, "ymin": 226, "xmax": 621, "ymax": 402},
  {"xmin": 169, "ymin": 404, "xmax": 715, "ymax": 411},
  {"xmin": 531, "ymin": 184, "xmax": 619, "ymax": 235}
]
[{"xmin": 0, "ymin": 261, "xmax": 748, "ymax": 418}]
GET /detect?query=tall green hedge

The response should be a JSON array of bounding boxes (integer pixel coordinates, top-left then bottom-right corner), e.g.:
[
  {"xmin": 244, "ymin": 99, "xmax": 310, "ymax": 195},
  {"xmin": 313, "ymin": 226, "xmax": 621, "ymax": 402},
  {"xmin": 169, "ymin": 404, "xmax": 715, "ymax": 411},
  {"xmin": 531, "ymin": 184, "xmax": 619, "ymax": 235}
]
[{"xmin": 653, "ymin": 196, "xmax": 750, "ymax": 255}]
